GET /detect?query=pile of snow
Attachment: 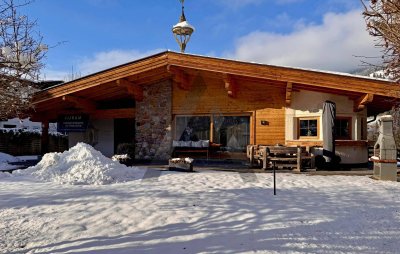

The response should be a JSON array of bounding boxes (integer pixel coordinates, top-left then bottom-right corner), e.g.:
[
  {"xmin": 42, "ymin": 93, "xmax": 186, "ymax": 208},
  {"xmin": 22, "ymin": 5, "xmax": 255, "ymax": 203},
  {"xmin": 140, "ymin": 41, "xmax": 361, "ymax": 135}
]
[
  {"xmin": 21, "ymin": 142, "xmax": 141, "ymax": 185},
  {"xmin": 111, "ymin": 154, "xmax": 131, "ymax": 161},
  {"xmin": 0, "ymin": 152, "xmax": 20, "ymax": 171}
]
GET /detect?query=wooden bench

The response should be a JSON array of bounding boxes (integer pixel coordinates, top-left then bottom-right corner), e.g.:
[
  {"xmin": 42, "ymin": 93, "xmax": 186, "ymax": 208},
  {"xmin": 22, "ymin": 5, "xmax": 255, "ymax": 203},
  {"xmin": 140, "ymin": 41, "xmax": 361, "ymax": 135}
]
[
  {"xmin": 172, "ymin": 147, "xmax": 209, "ymax": 160},
  {"xmin": 247, "ymin": 145, "xmax": 311, "ymax": 171},
  {"xmin": 172, "ymin": 141, "xmax": 223, "ymax": 160}
]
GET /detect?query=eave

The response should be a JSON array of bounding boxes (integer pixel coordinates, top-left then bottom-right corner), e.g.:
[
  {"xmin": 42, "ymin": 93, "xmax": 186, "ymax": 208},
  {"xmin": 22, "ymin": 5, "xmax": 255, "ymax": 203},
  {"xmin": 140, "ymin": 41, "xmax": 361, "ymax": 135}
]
[{"xmin": 31, "ymin": 51, "xmax": 400, "ymax": 118}]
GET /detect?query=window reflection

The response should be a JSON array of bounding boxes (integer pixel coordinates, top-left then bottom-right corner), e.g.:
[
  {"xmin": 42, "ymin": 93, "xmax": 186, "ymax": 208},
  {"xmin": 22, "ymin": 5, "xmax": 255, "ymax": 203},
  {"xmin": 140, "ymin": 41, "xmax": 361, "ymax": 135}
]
[
  {"xmin": 213, "ymin": 116, "xmax": 250, "ymax": 152},
  {"xmin": 299, "ymin": 119, "xmax": 318, "ymax": 137},
  {"xmin": 175, "ymin": 116, "xmax": 210, "ymax": 141}
]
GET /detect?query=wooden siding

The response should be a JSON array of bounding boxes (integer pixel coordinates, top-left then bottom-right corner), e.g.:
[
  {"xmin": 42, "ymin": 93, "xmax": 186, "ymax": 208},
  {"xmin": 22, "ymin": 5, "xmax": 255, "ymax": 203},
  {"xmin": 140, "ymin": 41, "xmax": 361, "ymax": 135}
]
[{"xmin": 172, "ymin": 74, "xmax": 286, "ymax": 145}]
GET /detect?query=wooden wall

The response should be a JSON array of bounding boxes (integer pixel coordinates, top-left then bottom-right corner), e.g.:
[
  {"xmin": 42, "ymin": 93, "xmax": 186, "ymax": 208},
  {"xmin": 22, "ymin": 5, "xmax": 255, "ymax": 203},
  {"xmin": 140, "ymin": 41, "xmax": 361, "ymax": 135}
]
[{"xmin": 172, "ymin": 74, "xmax": 286, "ymax": 145}]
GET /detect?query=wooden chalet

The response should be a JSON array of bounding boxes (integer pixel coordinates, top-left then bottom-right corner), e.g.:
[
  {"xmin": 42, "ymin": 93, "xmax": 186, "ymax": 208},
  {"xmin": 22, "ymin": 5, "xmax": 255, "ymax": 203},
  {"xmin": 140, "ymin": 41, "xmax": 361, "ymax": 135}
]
[{"xmin": 31, "ymin": 51, "xmax": 400, "ymax": 163}]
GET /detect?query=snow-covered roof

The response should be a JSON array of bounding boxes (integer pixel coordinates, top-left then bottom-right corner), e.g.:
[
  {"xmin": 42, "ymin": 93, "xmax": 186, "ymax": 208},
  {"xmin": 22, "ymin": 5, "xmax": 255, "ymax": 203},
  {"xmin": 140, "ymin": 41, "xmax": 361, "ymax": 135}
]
[{"xmin": 172, "ymin": 21, "xmax": 195, "ymax": 32}]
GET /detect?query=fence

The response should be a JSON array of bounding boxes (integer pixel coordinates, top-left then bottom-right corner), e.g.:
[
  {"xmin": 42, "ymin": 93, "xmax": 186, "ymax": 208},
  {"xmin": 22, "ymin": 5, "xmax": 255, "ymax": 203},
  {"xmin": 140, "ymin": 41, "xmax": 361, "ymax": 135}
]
[{"xmin": 0, "ymin": 131, "xmax": 68, "ymax": 156}]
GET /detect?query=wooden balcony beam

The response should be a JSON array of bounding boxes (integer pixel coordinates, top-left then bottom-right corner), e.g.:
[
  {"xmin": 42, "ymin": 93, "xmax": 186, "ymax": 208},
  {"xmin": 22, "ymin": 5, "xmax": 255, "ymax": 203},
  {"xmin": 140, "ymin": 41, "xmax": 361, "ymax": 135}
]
[
  {"xmin": 116, "ymin": 79, "xmax": 144, "ymax": 102},
  {"xmin": 167, "ymin": 65, "xmax": 192, "ymax": 90},
  {"xmin": 62, "ymin": 95, "xmax": 97, "ymax": 112},
  {"xmin": 286, "ymin": 82, "xmax": 293, "ymax": 107},
  {"xmin": 354, "ymin": 93, "xmax": 374, "ymax": 112},
  {"xmin": 223, "ymin": 74, "xmax": 237, "ymax": 98}
]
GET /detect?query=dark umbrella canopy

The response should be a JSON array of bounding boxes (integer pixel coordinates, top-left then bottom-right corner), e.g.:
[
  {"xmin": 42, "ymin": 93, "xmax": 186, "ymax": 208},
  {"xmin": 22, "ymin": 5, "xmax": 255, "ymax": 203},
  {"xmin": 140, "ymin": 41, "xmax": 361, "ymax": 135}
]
[{"xmin": 322, "ymin": 101, "xmax": 336, "ymax": 163}]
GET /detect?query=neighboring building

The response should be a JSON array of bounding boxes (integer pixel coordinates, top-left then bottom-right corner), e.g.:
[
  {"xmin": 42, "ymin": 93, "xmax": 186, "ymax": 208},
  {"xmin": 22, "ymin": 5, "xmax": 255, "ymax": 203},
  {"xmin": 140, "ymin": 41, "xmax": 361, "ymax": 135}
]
[
  {"xmin": 31, "ymin": 51, "xmax": 400, "ymax": 163},
  {"xmin": 0, "ymin": 80, "xmax": 64, "ymax": 132},
  {"xmin": 0, "ymin": 118, "xmax": 58, "ymax": 132},
  {"xmin": 0, "ymin": 118, "xmax": 41, "ymax": 130}
]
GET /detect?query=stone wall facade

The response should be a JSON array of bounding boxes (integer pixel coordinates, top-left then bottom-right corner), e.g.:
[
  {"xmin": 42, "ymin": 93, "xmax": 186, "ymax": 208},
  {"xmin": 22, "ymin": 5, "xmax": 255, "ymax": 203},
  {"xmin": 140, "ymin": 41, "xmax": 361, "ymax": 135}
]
[{"xmin": 135, "ymin": 80, "xmax": 172, "ymax": 160}]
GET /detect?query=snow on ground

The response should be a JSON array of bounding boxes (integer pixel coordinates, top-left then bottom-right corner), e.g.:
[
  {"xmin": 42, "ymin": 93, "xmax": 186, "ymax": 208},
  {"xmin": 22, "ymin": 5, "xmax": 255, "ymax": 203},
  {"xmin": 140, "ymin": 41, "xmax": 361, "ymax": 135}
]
[
  {"xmin": 0, "ymin": 143, "xmax": 399, "ymax": 253},
  {"xmin": 15, "ymin": 142, "xmax": 143, "ymax": 185},
  {"xmin": 0, "ymin": 168, "xmax": 399, "ymax": 254},
  {"xmin": 0, "ymin": 152, "xmax": 20, "ymax": 171}
]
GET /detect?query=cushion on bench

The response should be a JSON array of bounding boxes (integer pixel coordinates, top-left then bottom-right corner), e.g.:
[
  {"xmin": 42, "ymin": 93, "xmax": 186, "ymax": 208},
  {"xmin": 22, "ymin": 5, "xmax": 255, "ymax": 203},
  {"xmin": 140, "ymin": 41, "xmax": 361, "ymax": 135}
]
[{"xmin": 172, "ymin": 140, "xmax": 210, "ymax": 148}]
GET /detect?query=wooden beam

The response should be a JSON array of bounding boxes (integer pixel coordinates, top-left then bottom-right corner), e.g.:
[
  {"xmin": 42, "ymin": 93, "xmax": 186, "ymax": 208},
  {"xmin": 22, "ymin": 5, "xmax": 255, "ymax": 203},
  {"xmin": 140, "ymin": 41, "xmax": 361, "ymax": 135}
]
[
  {"xmin": 286, "ymin": 82, "xmax": 293, "ymax": 107},
  {"xmin": 62, "ymin": 95, "xmax": 96, "ymax": 112},
  {"xmin": 354, "ymin": 93, "xmax": 374, "ymax": 112},
  {"xmin": 223, "ymin": 74, "xmax": 237, "ymax": 98},
  {"xmin": 92, "ymin": 108, "xmax": 136, "ymax": 119},
  {"xmin": 116, "ymin": 79, "xmax": 144, "ymax": 101},
  {"xmin": 167, "ymin": 65, "xmax": 191, "ymax": 90}
]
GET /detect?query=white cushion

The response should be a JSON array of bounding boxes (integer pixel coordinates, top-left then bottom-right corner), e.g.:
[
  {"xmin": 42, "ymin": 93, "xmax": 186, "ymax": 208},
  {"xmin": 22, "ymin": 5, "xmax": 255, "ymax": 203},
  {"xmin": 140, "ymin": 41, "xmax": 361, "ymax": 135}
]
[
  {"xmin": 181, "ymin": 141, "xmax": 192, "ymax": 147},
  {"xmin": 201, "ymin": 140, "xmax": 210, "ymax": 148},
  {"xmin": 192, "ymin": 141, "xmax": 202, "ymax": 148},
  {"xmin": 172, "ymin": 140, "xmax": 180, "ymax": 147}
]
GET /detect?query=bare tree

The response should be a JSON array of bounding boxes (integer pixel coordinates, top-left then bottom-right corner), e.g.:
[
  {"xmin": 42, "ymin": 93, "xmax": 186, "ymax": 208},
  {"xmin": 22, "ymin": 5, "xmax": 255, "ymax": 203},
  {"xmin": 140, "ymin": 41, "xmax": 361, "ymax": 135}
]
[
  {"xmin": 362, "ymin": 0, "xmax": 400, "ymax": 81},
  {"xmin": 0, "ymin": 0, "xmax": 46, "ymax": 120}
]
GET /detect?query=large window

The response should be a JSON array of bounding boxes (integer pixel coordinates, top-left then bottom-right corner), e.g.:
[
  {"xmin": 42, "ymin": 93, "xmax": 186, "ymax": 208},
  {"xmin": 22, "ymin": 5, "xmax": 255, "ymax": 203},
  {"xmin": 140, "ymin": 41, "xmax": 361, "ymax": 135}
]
[
  {"xmin": 174, "ymin": 115, "xmax": 251, "ymax": 152},
  {"xmin": 335, "ymin": 117, "xmax": 351, "ymax": 140},
  {"xmin": 213, "ymin": 116, "xmax": 250, "ymax": 152},
  {"xmin": 175, "ymin": 116, "xmax": 210, "ymax": 141},
  {"xmin": 298, "ymin": 117, "xmax": 319, "ymax": 139}
]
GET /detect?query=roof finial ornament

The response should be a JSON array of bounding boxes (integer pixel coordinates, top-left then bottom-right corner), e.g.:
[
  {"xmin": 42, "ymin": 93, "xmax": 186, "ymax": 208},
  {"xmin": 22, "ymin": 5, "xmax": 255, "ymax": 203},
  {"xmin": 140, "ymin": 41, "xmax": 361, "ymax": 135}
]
[
  {"xmin": 179, "ymin": 0, "xmax": 186, "ymax": 22},
  {"xmin": 172, "ymin": 0, "xmax": 195, "ymax": 53}
]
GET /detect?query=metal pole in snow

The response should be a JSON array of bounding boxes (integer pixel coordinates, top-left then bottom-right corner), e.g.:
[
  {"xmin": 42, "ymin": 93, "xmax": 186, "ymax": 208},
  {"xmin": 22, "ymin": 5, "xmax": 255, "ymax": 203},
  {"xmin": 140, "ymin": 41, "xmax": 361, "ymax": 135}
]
[{"xmin": 273, "ymin": 163, "xmax": 276, "ymax": 195}]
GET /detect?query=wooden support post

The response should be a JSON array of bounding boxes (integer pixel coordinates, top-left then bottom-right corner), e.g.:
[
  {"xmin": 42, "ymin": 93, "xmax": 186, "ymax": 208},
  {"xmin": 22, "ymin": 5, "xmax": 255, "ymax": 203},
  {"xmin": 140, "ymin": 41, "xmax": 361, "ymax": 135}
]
[
  {"xmin": 262, "ymin": 146, "xmax": 268, "ymax": 170},
  {"xmin": 41, "ymin": 120, "xmax": 49, "ymax": 155},
  {"xmin": 295, "ymin": 146, "xmax": 301, "ymax": 172},
  {"xmin": 249, "ymin": 145, "xmax": 255, "ymax": 168}
]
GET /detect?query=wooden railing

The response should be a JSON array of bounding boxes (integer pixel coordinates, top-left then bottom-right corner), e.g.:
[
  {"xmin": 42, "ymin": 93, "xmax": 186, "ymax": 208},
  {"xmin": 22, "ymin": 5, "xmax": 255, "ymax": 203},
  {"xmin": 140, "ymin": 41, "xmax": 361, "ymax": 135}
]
[{"xmin": 247, "ymin": 145, "xmax": 311, "ymax": 171}]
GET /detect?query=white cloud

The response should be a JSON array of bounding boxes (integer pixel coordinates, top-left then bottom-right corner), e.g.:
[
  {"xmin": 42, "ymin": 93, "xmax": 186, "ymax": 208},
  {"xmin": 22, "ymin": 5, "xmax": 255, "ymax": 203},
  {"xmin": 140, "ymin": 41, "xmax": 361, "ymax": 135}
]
[
  {"xmin": 227, "ymin": 10, "xmax": 382, "ymax": 72},
  {"xmin": 78, "ymin": 49, "xmax": 164, "ymax": 75},
  {"xmin": 216, "ymin": 0, "xmax": 262, "ymax": 9},
  {"xmin": 43, "ymin": 49, "xmax": 164, "ymax": 81}
]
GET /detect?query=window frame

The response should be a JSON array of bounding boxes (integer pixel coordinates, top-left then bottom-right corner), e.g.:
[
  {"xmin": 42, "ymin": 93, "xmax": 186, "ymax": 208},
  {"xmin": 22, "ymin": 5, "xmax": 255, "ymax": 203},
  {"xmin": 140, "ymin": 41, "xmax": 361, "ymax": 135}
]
[
  {"xmin": 297, "ymin": 117, "xmax": 320, "ymax": 140},
  {"xmin": 335, "ymin": 116, "xmax": 352, "ymax": 140},
  {"xmin": 212, "ymin": 115, "xmax": 251, "ymax": 151}
]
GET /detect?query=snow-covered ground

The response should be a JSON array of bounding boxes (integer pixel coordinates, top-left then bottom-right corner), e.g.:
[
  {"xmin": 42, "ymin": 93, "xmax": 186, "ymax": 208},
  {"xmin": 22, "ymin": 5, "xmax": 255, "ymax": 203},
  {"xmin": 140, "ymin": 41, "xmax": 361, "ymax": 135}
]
[
  {"xmin": 0, "ymin": 144, "xmax": 399, "ymax": 253},
  {"xmin": 0, "ymin": 154, "xmax": 40, "ymax": 171},
  {"xmin": 0, "ymin": 152, "xmax": 20, "ymax": 171}
]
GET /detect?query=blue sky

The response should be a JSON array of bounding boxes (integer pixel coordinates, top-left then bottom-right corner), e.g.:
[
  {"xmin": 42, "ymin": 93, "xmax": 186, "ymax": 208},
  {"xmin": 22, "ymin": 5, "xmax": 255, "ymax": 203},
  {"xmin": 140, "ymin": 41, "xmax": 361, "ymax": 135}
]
[{"xmin": 21, "ymin": 0, "xmax": 379, "ymax": 80}]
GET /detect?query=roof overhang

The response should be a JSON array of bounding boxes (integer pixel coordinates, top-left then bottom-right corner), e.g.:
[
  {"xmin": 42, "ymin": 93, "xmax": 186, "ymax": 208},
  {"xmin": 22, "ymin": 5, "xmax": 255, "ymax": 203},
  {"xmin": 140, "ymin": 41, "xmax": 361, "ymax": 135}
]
[{"xmin": 32, "ymin": 51, "xmax": 400, "ymax": 119}]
